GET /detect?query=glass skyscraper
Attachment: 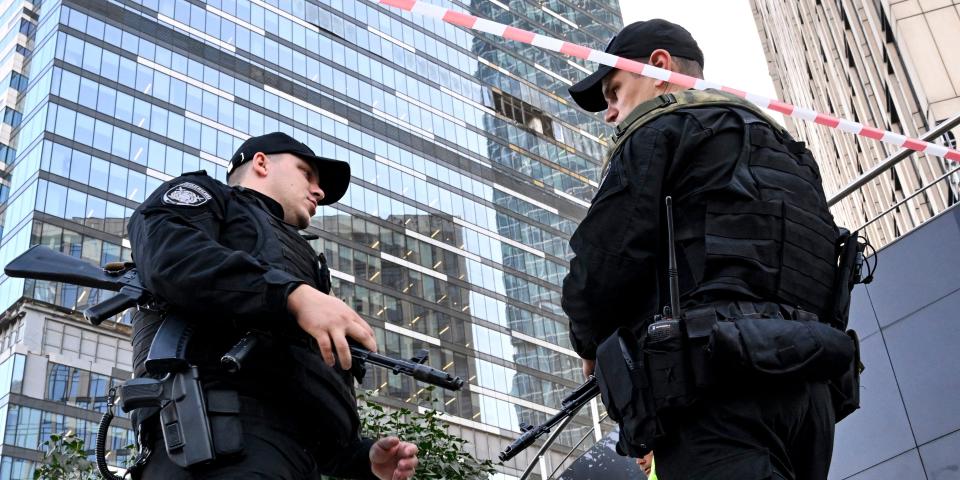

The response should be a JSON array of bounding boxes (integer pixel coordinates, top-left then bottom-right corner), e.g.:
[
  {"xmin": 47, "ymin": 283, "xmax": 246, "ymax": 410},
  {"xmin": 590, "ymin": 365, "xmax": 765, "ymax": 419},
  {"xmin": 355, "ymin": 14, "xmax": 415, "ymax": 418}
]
[{"xmin": 0, "ymin": 0, "xmax": 621, "ymax": 477}]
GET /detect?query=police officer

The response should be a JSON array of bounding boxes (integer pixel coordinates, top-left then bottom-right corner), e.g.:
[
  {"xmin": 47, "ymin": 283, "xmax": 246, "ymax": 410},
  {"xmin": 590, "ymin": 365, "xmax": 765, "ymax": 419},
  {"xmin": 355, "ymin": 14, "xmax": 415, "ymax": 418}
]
[
  {"xmin": 563, "ymin": 20, "xmax": 842, "ymax": 479},
  {"xmin": 128, "ymin": 132, "xmax": 418, "ymax": 479}
]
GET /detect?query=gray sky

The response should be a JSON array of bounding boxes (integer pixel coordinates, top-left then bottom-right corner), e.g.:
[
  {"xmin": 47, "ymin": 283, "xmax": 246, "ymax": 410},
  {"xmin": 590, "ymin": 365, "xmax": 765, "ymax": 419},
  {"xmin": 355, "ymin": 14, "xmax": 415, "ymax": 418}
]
[{"xmin": 619, "ymin": 0, "xmax": 784, "ymax": 124}]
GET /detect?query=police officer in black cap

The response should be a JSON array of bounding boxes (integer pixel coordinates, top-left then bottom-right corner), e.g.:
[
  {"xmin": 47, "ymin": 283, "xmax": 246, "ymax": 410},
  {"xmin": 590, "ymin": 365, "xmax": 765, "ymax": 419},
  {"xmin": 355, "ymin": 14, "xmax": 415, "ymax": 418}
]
[
  {"xmin": 128, "ymin": 132, "xmax": 419, "ymax": 478},
  {"xmin": 563, "ymin": 20, "xmax": 845, "ymax": 479}
]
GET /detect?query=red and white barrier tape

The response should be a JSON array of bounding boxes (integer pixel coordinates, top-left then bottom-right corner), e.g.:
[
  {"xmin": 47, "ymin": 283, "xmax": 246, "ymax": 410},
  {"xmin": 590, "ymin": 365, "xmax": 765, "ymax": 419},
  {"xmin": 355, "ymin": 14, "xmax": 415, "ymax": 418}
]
[{"xmin": 375, "ymin": 0, "xmax": 960, "ymax": 164}]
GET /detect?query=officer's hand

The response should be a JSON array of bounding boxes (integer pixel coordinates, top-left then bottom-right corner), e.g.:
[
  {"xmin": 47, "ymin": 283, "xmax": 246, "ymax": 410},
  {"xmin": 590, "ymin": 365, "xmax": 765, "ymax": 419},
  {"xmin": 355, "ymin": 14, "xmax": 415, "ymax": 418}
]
[
  {"xmin": 582, "ymin": 359, "xmax": 595, "ymax": 379},
  {"xmin": 287, "ymin": 284, "xmax": 377, "ymax": 370},
  {"xmin": 370, "ymin": 437, "xmax": 418, "ymax": 480}
]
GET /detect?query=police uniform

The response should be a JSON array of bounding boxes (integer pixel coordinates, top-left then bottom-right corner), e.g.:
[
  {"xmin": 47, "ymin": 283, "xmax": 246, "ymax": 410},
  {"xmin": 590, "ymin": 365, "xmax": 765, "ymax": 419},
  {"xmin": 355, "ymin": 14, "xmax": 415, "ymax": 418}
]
[
  {"xmin": 564, "ymin": 21, "xmax": 843, "ymax": 480},
  {"xmin": 127, "ymin": 133, "xmax": 376, "ymax": 479}
]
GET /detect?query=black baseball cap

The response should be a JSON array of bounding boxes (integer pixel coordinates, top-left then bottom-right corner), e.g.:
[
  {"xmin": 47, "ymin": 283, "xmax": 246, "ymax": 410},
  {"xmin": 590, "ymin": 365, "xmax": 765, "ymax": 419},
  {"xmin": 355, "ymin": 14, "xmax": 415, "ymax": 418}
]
[
  {"xmin": 568, "ymin": 19, "xmax": 704, "ymax": 112},
  {"xmin": 228, "ymin": 132, "xmax": 350, "ymax": 205}
]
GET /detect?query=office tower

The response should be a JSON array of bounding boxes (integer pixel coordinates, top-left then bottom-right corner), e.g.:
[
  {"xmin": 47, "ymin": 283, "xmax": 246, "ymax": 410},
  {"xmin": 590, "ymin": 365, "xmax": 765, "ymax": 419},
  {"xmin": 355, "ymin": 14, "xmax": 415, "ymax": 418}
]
[{"xmin": 751, "ymin": 0, "xmax": 960, "ymax": 246}]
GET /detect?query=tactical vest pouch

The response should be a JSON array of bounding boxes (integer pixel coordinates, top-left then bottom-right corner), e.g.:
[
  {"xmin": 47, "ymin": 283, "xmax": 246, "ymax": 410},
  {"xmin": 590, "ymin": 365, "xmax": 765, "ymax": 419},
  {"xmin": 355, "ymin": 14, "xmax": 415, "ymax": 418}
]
[
  {"xmin": 205, "ymin": 389, "xmax": 244, "ymax": 457},
  {"xmin": 684, "ymin": 308, "xmax": 721, "ymax": 391},
  {"xmin": 595, "ymin": 327, "xmax": 659, "ymax": 457},
  {"xmin": 708, "ymin": 316, "xmax": 855, "ymax": 381},
  {"xmin": 703, "ymin": 200, "xmax": 836, "ymax": 318},
  {"xmin": 829, "ymin": 329, "xmax": 862, "ymax": 422}
]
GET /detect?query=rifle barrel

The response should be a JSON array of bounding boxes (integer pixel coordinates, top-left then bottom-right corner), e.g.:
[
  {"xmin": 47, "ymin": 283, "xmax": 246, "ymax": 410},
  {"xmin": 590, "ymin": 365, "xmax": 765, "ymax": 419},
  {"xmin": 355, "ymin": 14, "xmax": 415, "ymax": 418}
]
[
  {"xmin": 349, "ymin": 346, "xmax": 464, "ymax": 391},
  {"xmin": 499, "ymin": 378, "xmax": 600, "ymax": 462}
]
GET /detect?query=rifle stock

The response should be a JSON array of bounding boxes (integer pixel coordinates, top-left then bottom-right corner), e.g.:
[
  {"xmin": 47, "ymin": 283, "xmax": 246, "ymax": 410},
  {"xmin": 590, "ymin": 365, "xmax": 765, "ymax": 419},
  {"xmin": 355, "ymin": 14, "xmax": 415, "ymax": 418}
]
[
  {"xmin": 4, "ymin": 245, "xmax": 125, "ymax": 290},
  {"xmin": 4, "ymin": 246, "xmax": 150, "ymax": 325}
]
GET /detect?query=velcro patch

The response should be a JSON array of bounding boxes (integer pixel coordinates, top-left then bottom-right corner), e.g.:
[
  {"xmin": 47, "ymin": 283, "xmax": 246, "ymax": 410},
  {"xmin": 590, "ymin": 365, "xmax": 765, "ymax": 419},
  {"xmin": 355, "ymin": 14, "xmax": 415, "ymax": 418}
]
[{"xmin": 162, "ymin": 182, "xmax": 212, "ymax": 206}]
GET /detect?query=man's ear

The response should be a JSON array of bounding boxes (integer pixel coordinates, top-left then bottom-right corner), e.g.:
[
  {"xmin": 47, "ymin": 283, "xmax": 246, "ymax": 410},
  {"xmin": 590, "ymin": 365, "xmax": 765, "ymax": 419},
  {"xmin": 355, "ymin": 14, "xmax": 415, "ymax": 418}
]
[
  {"xmin": 250, "ymin": 152, "xmax": 270, "ymax": 178},
  {"xmin": 648, "ymin": 49, "xmax": 673, "ymax": 88}
]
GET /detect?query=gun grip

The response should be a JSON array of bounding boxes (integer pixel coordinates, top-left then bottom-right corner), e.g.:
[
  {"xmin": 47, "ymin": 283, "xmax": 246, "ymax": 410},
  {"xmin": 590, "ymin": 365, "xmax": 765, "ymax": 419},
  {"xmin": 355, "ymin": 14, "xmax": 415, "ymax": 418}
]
[
  {"xmin": 118, "ymin": 377, "xmax": 165, "ymax": 412},
  {"xmin": 83, "ymin": 291, "xmax": 138, "ymax": 325}
]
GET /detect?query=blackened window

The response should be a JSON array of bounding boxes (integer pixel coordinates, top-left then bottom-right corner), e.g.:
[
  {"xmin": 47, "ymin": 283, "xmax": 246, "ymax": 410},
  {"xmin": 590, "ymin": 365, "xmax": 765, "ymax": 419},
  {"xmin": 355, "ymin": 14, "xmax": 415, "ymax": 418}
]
[{"xmin": 492, "ymin": 90, "xmax": 555, "ymax": 138}]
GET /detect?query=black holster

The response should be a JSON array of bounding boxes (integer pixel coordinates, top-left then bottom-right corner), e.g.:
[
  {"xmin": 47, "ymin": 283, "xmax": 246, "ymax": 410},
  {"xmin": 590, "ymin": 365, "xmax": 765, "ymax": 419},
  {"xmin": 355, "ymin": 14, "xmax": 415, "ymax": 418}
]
[
  {"xmin": 595, "ymin": 327, "xmax": 660, "ymax": 457},
  {"xmin": 124, "ymin": 373, "xmax": 243, "ymax": 470}
]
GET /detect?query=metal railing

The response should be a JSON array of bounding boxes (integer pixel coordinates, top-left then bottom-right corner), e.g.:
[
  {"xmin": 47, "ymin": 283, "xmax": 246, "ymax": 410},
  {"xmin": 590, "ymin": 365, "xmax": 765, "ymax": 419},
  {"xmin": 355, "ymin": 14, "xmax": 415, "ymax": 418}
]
[
  {"xmin": 542, "ymin": 413, "xmax": 609, "ymax": 480},
  {"xmin": 517, "ymin": 403, "xmax": 606, "ymax": 480},
  {"xmin": 827, "ymin": 114, "xmax": 960, "ymax": 207}
]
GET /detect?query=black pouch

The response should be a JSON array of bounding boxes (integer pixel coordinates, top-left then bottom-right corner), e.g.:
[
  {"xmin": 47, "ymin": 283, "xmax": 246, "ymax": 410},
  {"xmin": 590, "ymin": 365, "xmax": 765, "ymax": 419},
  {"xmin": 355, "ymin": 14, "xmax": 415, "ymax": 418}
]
[
  {"xmin": 709, "ymin": 316, "xmax": 855, "ymax": 381},
  {"xmin": 829, "ymin": 329, "xmax": 863, "ymax": 422},
  {"xmin": 206, "ymin": 389, "xmax": 243, "ymax": 457},
  {"xmin": 595, "ymin": 327, "xmax": 659, "ymax": 457},
  {"xmin": 683, "ymin": 308, "xmax": 720, "ymax": 391}
]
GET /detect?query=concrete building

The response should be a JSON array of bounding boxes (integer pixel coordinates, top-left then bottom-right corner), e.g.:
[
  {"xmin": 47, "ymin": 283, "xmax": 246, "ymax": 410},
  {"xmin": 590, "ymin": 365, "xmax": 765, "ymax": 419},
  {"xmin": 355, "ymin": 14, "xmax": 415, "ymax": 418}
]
[
  {"xmin": 0, "ymin": 299, "xmax": 134, "ymax": 478},
  {"xmin": 0, "ymin": 0, "xmax": 622, "ymax": 477},
  {"xmin": 750, "ymin": 0, "xmax": 960, "ymax": 247}
]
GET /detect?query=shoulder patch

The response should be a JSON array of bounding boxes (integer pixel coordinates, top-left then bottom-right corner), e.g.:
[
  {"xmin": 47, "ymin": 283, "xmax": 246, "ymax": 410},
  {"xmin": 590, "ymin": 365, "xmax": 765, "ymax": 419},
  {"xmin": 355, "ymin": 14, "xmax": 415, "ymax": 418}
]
[{"xmin": 162, "ymin": 182, "xmax": 212, "ymax": 206}]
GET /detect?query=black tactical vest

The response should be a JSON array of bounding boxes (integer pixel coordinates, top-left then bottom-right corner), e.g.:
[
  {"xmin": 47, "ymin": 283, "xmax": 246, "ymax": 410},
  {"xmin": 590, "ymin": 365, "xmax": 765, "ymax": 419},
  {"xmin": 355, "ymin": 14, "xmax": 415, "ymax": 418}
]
[
  {"xmin": 613, "ymin": 90, "xmax": 840, "ymax": 320},
  {"xmin": 242, "ymin": 194, "xmax": 360, "ymax": 439}
]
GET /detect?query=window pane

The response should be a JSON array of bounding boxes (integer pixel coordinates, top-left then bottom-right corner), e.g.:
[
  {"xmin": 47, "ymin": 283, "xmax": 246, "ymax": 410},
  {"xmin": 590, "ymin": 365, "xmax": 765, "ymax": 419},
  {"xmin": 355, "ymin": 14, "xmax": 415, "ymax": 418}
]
[
  {"xmin": 44, "ymin": 182, "xmax": 67, "ymax": 217},
  {"xmin": 69, "ymin": 151, "xmax": 91, "ymax": 183},
  {"xmin": 107, "ymin": 163, "xmax": 127, "ymax": 197},
  {"xmin": 65, "ymin": 189, "xmax": 85, "ymax": 223},
  {"xmin": 85, "ymin": 195, "xmax": 106, "ymax": 229},
  {"xmin": 49, "ymin": 143, "xmax": 71, "ymax": 177},
  {"xmin": 81, "ymin": 237, "xmax": 102, "ymax": 265},
  {"xmin": 89, "ymin": 157, "xmax": 109, "ymax": 191}
]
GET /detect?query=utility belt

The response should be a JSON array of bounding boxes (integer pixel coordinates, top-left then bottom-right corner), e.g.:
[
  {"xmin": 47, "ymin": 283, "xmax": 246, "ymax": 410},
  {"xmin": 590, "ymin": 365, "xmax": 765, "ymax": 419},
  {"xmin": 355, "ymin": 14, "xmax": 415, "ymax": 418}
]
[
  {"xmin": 594, "ymin": 301, "xmax": 861, "ymax": 457},
  {"xmin": 121, "ymin": 332, "xmax": 306, "ymax": 475}
]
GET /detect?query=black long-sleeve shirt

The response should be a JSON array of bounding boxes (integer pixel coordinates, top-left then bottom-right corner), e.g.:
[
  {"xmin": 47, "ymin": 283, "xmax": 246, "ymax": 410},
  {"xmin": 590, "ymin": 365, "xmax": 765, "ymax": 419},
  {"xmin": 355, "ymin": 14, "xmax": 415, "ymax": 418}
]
[{"xmin": 129, "ymin": 172, "xmax": 302, "ymax": 319}]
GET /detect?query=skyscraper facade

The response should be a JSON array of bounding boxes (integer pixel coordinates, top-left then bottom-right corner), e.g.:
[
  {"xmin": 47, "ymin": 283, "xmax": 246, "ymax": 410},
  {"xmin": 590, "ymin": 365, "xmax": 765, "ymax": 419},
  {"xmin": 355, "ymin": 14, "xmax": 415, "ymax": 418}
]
[
  {"xmin": 750, "ymin": 0, "xmax": 960, "ymax": 247},
  {"xmin": 0, "ymin": 0, "xmax": 621, "ymax": 477}
]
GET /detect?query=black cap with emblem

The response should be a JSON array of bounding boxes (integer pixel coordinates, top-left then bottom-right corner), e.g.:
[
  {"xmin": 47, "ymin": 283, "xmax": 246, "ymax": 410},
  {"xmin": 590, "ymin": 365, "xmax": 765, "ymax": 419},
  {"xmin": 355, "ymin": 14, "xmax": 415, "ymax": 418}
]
[
  {"xmin": 568, "ymin": 19, "xmax": 704, "ymax": 112},
  {"xmin": 227, "ymin": 132, "xmax": 351, "ymax": 206}
]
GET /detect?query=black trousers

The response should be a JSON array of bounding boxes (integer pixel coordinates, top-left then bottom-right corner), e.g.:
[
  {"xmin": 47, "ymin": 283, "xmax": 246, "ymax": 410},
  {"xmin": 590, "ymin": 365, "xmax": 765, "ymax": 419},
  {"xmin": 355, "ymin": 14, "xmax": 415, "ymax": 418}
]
[
  {"xmin": 654, "ymin": 381, "xmax": 835, "ymax": 480},
  {"xmin": 133, "ymin": 394, "xmax": 374, "ymax": 480},
  {"xmin": 135, "ymin": 407, "xmax": 324, "ymax": 479}
]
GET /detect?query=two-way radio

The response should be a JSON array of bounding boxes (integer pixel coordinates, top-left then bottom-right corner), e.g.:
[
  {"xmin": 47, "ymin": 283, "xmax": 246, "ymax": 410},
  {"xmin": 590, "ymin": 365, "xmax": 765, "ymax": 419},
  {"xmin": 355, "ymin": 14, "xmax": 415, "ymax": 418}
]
[{"xmin": 646, "ymin": 196, "xmax": 684, "ymax": 343}]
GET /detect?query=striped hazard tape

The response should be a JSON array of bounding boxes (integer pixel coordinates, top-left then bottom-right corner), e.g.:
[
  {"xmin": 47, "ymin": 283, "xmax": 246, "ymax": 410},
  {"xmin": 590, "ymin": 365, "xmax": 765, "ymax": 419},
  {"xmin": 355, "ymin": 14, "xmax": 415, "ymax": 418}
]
[{"xmin": 375, "ymin": 0, "xmax": 960, "ymax": 164}]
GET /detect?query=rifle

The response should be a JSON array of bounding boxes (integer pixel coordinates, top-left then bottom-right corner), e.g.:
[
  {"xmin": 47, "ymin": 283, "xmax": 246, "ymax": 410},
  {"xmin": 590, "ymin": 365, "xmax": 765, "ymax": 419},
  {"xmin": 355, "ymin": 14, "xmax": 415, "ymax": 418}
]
[
  {"xmin": 5, "ymin": 245, "xmax": 466, "ymax": 387},
  {"xmin": 4, "ymin": 245, "xmax": 465, "ymax": 476},
  {"xmin": 4, "ymin": 245, "xmax": 151, "ymax": 325},
  {"xmin": 499, "ymin": 376, "xmax": 598, "ymax": 462}
]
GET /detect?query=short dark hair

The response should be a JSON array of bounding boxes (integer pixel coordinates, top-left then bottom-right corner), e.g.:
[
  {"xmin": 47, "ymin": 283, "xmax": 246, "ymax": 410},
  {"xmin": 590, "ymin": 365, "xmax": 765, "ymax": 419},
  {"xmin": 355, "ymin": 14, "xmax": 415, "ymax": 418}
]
[
  {"xmin": 634, "ymin": 55, "xmax": 703, "ymax": 79},
  {"xmin": 226, "ymin": 153, "xmax": 270, "ymax": 186},
  {"xmin": 672, "ymin": 56, "xmax": 704, "ymax": 79}
]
